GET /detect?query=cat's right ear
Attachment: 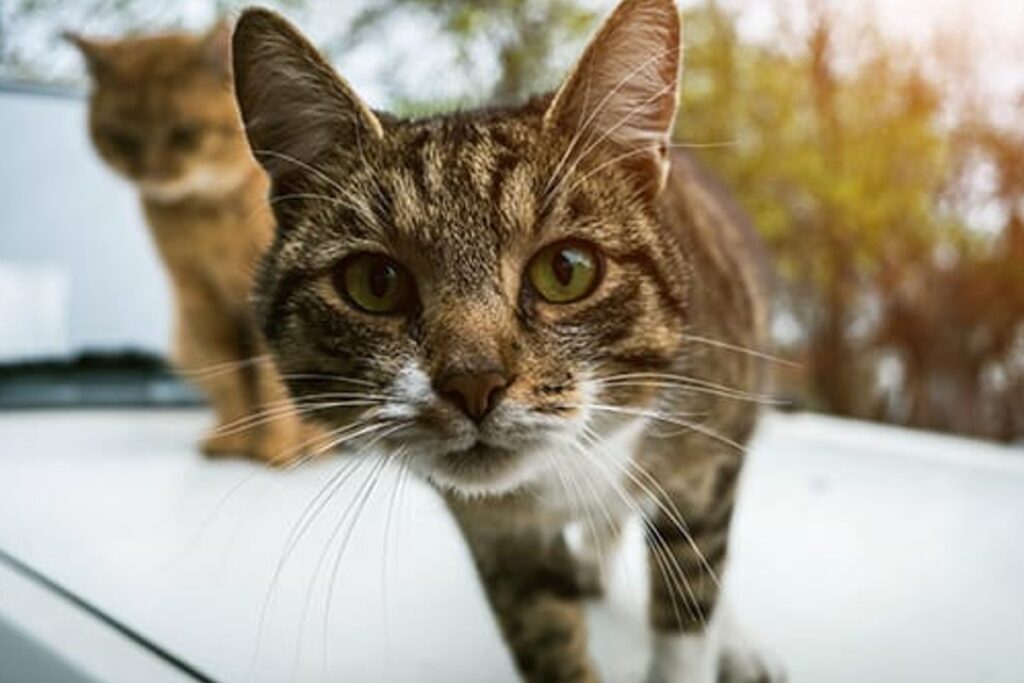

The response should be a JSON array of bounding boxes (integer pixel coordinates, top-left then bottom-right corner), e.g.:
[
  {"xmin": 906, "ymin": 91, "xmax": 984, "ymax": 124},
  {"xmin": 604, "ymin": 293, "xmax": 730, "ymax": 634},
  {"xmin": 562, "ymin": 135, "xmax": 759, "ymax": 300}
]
[
  {"xmin": 63, "ymin": 32, "xmax": 113, "ymax": 81},
  {"xmin": 232, "ymin": 9, "xmax": 383, "ymax": 182}
]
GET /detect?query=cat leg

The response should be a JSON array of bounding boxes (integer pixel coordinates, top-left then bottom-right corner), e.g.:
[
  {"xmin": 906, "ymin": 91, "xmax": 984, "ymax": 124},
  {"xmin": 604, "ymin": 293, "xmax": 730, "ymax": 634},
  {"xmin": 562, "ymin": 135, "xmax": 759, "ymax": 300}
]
[
  {"xmin": 643, "ymin": 450, "xmax": 784, "ymax": 683},
  {"xmin": 248, "ymin": 355, "xmax": 323, "ymax": 466},
  {"xmin": 447, "ymin": 496, "xmax": 600, "ymax": 683},
  {"xmin": 571, "ymin": 514, "xmax": 624, "ymax": 598},
  {"xmin": 173, "ymin": 308, "xmax": 252, "ymax": 458},
  {"xmin": 644, "ymin": 456, "xmax": 739, "ymax": 683},
  {"xmin": 717, "ymin": 606, "xmax": 787, "ymax": 683}
]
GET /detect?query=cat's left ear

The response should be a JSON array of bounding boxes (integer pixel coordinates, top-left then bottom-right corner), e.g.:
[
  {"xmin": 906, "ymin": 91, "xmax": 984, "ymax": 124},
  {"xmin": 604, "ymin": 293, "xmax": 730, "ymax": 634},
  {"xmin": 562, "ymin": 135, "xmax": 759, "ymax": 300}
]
[
  {"xmin": 232, "ymin": 9, "xmax": 383, "ymax": 183},
  {"xmin": 198, "ymin": 20, "xmax": 232, "ymax": 80},
  {"xmin": 544, "ymin": 0, "xmax": 681, "ymax": 194},
  {"xmin": 63, "ymin": 32, "xmax": 114, "ymax": 81}
]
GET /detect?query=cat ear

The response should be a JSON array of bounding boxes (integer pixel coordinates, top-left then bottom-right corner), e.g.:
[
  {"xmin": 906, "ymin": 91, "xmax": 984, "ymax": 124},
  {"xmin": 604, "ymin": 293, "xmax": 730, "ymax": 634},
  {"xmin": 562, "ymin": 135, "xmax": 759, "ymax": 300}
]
[
  {"xmin": 232, "ymin": 8, "xmax": 383, "ymax": 181},
  {"xmin": 63, "ymin": 31, "xmax": 114, "ymax": 81},
  {"xmin": 199, "ymin": 20, "xmax": 232, "ymax": 80},
  {"xmin": 543, "ymin": 0, "xmax": 681, "ymax": 193}
]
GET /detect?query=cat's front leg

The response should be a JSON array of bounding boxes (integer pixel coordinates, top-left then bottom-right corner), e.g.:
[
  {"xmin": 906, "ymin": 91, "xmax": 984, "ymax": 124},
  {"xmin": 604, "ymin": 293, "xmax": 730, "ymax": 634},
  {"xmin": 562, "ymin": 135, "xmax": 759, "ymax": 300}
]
[
  {"xmin": 644, "ymin": 452, "xmax": 736, "ymax": 683},
  {"xmin": 446, "ymin": 495, "xmax": 600, "ymax": 683},
  {"xmin": 643, "ymin": 452, "xmax": 782, "ymax": 683},
  {"xmin": 171, "ymin": 295, "xmax": 252, "ymax": 458}
]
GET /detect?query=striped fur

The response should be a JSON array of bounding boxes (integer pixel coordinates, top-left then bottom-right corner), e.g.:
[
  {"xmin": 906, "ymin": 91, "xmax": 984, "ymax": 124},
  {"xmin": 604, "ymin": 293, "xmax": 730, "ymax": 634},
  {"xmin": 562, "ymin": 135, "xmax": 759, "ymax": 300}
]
[{"xmin": 233, "ymin": 1, "xmax": 774, "ymax": 680}]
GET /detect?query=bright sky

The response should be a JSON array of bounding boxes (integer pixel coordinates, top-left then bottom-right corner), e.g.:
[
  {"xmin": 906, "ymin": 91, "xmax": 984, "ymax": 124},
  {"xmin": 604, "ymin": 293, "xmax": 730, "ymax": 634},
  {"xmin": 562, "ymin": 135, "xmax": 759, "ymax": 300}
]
[
  {"xmin": 343, "ymin": 0, "xmax": 1024, "ymax": 110},
  {"xmin": 712, "ymin": 0, "xmax": 1024, "ymax": 50},
  {"xmin": 686, "ymin": 0, "xmax": 1024, "ymax": 116},
  {"xmin": 870, "ymin": 0, "xmax": 1024, "ymax": 44}
]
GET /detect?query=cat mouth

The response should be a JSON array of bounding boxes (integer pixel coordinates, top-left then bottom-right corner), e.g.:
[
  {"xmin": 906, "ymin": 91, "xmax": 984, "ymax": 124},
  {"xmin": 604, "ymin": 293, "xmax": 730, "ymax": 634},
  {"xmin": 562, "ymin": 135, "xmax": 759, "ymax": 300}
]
[
  {"xmin": 424, "ymin": 440, "xmax": 537, "ymax": 496},
  {"xmin": 442, "ymin": 441, "xmax": 515, "ymax": 465}
]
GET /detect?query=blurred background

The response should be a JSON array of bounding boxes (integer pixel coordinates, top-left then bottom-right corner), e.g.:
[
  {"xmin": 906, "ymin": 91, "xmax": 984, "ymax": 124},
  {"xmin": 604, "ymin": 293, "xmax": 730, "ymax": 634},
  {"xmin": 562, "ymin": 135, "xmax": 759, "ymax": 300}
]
[{"xmin": 1, "ymin": 0, "xmax": 1022, "ymax": 442}]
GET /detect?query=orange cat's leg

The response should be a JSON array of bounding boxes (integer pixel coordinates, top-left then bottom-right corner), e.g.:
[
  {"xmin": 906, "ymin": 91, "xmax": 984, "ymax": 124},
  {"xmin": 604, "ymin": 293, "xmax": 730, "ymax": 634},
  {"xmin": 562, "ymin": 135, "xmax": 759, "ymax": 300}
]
[
  {"xmin": 172, "ymin": 301, "xmax": 253, "ymax": 459},
  {"xmin": 248, "ymin": 356, "xmax": 325, "ymax": 467}
]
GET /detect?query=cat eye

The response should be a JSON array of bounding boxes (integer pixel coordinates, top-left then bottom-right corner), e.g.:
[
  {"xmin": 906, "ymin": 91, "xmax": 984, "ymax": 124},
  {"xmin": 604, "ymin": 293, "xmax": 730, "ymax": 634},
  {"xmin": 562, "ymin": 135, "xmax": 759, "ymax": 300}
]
[
  {"xmin": 169, "ymin": 124, "xmax": 201, "ymax": 149},
  {"xmin": 103, "ymin": 128, "xmax": 141, "ymax": 157},
  {"xmin": 334, "ymin": 253, "xmax": 415, "ymax": 315},
  {"xmin": 527, "ymin": 240, "xmax": 603, "ymax": 304}
]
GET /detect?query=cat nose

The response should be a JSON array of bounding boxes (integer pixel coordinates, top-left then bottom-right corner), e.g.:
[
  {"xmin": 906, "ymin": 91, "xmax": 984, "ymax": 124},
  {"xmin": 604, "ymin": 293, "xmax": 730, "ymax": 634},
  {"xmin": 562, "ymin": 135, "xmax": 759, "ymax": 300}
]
[{"xmin": 437, "ymin": 371, "xmax": 509, "ymax": 422}]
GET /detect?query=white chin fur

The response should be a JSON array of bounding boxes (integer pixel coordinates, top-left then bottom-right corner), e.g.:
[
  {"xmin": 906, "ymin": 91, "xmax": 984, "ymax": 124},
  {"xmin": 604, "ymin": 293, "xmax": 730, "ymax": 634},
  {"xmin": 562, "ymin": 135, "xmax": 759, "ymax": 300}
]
[
  {"xmin": 383, "ymin": 361, "xmax": 643, "ymax": 500},
  {"xmin": 422, "ymin": 450, "xmax": 550, "ymax": 499}
]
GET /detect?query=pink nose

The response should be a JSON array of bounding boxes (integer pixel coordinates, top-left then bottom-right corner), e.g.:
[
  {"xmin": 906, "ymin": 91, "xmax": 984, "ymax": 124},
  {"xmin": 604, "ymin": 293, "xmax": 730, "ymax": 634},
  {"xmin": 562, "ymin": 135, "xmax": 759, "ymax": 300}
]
[{"xmin": 438, "ymin": 371, "xmax": 509, "ymax": 422}]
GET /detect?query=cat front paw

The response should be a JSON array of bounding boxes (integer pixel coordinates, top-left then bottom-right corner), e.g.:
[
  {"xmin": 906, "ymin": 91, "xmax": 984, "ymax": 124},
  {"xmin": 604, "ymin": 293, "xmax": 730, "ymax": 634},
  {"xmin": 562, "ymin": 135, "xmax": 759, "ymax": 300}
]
[
  {"xmin": 200, "ymin": 429, "xmax": 249, "ymax": 458},
  {"xmin": 645, "ymin": 632, "xmax": 717, "ymax": 683},
  {"xmin": 250, "ymin": 420, "xmax": 327, "ymax": 467},
  {"xmin": 718, "ymin": 643, "xmax": 786, "ymax": 683}
]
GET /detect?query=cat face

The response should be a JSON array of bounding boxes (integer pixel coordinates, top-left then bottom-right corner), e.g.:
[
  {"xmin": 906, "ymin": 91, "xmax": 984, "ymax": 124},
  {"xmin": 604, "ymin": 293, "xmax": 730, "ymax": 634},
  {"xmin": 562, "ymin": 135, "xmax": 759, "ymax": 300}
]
[
  {"xmin": 233, "ymin": 0, "xmax": 687, "ymax": 496},
  {"xmin": 69, "ymin": 24, "xmax": 253, "ymax": 201}
]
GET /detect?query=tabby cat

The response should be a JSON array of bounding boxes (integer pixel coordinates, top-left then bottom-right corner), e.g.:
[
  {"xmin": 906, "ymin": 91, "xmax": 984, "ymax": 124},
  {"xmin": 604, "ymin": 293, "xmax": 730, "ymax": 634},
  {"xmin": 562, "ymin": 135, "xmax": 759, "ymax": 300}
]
[
  {"xmin": 232, "ymin": 0, "xmax": 780, "ymax": 680},
  {"xmin": 68, "ymin": 23, "xmax": 317, "ymax": 463}
]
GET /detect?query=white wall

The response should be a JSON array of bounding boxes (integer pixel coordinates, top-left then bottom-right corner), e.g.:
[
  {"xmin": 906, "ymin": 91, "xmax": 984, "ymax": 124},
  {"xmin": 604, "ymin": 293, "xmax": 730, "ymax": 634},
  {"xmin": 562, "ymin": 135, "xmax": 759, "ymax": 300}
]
[{"xmin": 0, "ymin": 86, "xmax": 171, "ymax": 361}]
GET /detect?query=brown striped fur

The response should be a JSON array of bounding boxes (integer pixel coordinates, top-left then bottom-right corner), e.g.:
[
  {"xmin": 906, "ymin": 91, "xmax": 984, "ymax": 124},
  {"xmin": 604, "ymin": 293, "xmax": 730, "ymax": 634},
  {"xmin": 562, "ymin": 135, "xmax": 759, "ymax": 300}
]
[
  {"xmin": 233, "ymin": 1, "xmax": 774, "ymax": 680},
  {"xmin": 69, "ymin": 24, "xmax": 320, "ymax": 464}
]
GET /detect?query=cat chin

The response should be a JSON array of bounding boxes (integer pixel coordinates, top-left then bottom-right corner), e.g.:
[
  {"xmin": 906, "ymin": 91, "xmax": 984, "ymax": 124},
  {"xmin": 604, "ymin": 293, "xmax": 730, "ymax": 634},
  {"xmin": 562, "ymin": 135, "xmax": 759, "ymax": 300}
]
[{"xmin": 417, "ymin": 445, "xmax": 551, "ymax": 499}]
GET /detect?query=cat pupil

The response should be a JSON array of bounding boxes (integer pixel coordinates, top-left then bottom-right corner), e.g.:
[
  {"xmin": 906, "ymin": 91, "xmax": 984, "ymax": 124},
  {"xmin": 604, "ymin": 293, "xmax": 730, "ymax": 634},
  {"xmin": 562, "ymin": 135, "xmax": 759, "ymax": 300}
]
[
  {"xmin": 106, "ymin": 129, "xmax": 140, "ymax": 157},
  {"xmin": 553, "ymin": 251, "xmax": 574, "ymax": 287},
  {"xmin": 369, "ymin": 262, "xmax": 396, "ymax": 298},
  {"xmin": 169, "ymin": 124, "xmax": 199, "ymax": 149}
]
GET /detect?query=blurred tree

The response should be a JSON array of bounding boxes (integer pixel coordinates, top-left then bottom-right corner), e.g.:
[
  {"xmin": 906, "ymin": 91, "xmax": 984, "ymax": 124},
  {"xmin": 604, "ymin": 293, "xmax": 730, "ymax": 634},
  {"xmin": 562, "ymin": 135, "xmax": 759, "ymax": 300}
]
[
  {"xmin": 678, "ymin": 2, "xmax": 956, "ymax": 419},
  {"xmin": 3, "ymin": 0, "xmax": 1020, "ymax": 440},
  {"xmin": 0, "ymin": 0, "xmax": 316, "ymax": 83},
  {"xmin": 346, "ymin": 0, "xmax": 597, "ymax": 105},
  {"xmin": 1, "ymin": 0, "xmax": 183, "ymax": 81}
]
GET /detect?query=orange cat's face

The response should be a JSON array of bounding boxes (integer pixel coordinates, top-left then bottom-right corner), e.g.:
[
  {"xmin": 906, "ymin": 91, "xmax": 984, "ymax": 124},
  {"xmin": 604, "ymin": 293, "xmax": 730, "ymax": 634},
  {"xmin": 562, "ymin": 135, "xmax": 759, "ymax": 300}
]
[
  {"xmin": 70, "ymin": 25, "xmax": 252, "ymax": 202},
  {"xmin": 233, "ymin": 5, "xmax": 686, "ymax": 496}
]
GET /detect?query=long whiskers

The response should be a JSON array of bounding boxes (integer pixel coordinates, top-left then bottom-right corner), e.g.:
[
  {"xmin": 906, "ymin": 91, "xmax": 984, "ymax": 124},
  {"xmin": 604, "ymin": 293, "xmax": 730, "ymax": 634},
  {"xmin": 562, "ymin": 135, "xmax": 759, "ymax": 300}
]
[
  {"xmin": 579, "ymin": 425, "xmax": 721, "ymax": 589},
  {"xmin": 320, "ymin": 444, "xmax": 410, "ymax": 678},
  {"xmin": 590, "ymin": 403, "xmax": 745, "ymax": 452},
  {"xmin": 177, "ymin": 354, "xmax": 274, "ymax": 381},
  {"xmin": 592, "ymin": 373, "xmax": 783, "ymax": 407},
  {"xmin": 290, "ymin": 450, "xmax": 392, "ymax": 682},
  {"xmin": 680, "ymin": 333, "xmax": 799, "ymax": 368},
  {"xmin": 246, "ymin": 419, "xmax": 410, "ymax": 679},
  {"xmin": 207, "ymin": 396, "xmax": 387, "ymax": 442},
  {"xmin": 564, "ymin": 436, "xmax": 700, "ymax": 627}
]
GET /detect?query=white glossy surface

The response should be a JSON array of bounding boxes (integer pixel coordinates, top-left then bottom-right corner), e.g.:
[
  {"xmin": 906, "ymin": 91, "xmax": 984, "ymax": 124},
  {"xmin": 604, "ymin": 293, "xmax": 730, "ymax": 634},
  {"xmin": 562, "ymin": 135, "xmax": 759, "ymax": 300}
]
[
  {"xmin": 0, "ymin": 410, "xmax": 1022, "ymax": 683},
  {"xmin": 0, "ymin": 559, "xmax": 193, "ymax": 683}
]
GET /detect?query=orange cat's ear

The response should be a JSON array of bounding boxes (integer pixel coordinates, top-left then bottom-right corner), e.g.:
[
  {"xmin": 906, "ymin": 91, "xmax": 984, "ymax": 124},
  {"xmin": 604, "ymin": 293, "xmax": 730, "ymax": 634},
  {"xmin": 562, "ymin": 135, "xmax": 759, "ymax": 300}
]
[
  {"xmin": 543, "ymin": 0, "xmax": 681, "ymax": 194},
  {"xmin": 232, "ymin": 9, "xmax": 383, "ymax": 182},
  {"xmin": 63, "ymin": 31, "xmax": 114, "ymax": 81},
  {"xmin": 199, "ymin": 20, "xmax": 232, "ymax": 79}
]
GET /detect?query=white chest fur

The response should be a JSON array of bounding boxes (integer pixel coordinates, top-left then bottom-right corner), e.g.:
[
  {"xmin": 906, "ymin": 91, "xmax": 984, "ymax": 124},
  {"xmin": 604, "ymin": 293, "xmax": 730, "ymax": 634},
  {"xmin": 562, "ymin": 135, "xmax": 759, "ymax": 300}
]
[{"xmin": 534, "ymin": 416, "xmax": 649, "ymax": 523}]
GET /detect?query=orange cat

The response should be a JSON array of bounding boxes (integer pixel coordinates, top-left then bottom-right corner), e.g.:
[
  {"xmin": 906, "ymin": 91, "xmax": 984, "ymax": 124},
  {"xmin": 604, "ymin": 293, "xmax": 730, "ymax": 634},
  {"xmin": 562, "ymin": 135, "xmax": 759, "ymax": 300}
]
[{"xmin": 68, "ymin": 23, "xmax": 318, "ymax": 464}]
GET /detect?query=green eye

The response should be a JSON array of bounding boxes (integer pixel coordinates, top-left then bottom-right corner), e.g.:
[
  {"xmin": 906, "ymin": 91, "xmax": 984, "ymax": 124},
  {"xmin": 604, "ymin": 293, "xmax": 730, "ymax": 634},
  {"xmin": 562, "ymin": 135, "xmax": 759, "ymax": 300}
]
[
  {"xmin": 527, "ymin": 240, "xmax": 603, "ymax": 304},
  {"xmin": 334, "ymin": 253, "xmax": 414, "ymax": 314}
]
